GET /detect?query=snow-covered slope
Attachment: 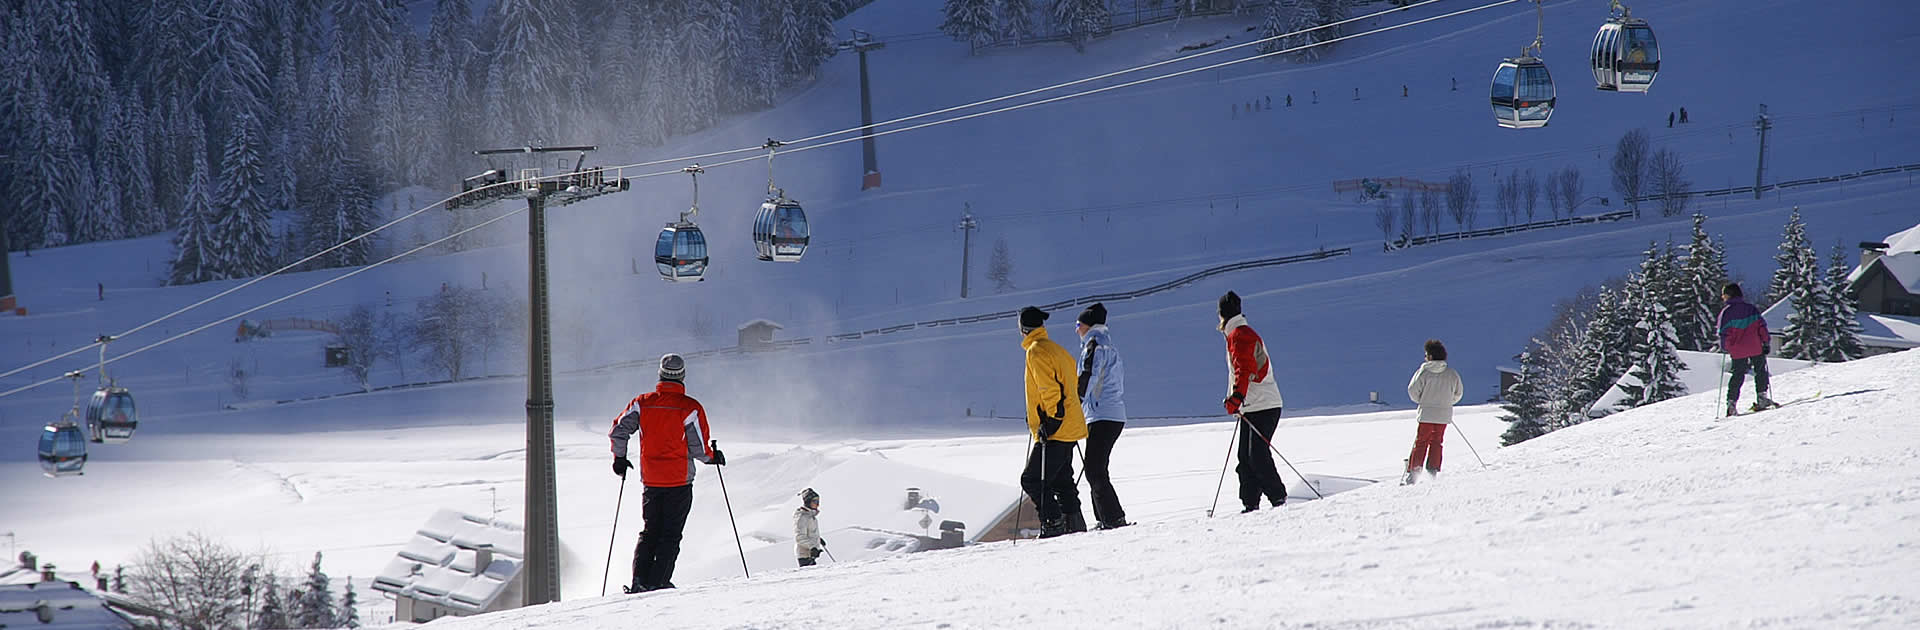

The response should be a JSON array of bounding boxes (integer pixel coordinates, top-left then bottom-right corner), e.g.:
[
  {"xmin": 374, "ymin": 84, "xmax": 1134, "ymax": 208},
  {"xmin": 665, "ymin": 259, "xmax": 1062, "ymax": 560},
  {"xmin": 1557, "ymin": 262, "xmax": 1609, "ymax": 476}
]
[{"xmin": 377, "ymin": 348, "xmax": 1920, "ymax": 629}]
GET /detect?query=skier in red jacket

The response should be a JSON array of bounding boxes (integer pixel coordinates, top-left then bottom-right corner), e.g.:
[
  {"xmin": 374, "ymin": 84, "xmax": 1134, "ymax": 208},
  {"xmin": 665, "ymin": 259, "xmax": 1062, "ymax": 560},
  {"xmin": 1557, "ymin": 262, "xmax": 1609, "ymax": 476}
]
[
  {"xmin": 1218, "ymin": 291, "xmax": 1289, "ymax": 512},
  {"xmin": 609, "ymin": 353, "xmax": 724, "ymax": 593}
]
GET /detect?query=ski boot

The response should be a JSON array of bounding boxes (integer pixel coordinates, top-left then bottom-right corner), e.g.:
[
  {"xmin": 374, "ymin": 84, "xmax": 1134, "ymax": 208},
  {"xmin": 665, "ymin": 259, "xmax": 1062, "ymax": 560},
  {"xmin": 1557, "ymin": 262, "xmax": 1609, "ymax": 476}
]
[
  {"xmin": 1726, "ymin": 399, "xmax": 1740, "ymax": 417},
  {"xmin": 1038, "ymin": 518, "xmax": 1070, "ymax": 539},
  {"xmin": 1401, "ymin": 468, "xmax": 1418, "ymax": 486},
  {"xmin": 1064, "ymin": 510, "xmax": 1088, "ymax": 534},
  {"xmin": 1750, "ymin": 396, "xmax": 1779, "ymax": 413}
]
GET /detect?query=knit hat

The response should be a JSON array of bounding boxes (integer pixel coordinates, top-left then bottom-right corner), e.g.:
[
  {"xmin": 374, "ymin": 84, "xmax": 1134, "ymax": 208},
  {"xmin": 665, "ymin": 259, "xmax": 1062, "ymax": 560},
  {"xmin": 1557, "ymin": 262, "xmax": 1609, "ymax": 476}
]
[
  {"xmin": 659, "ymin": 353, "xmax": 686, "ymax": 382},
  {"xmin": 799, "ymin": 487, "xmax": 819, "ymax": 507},
  {"xmin": 1077, "ymin": 302, "xmax": 1107, "ymax": 326},
  {"xmin": 1218, "ymin": 291, "xmax": 1242, "ymax": 320},
  {"xmin": 1019, "ymin": 306, "xmax": 1049, "ymax": 330}
]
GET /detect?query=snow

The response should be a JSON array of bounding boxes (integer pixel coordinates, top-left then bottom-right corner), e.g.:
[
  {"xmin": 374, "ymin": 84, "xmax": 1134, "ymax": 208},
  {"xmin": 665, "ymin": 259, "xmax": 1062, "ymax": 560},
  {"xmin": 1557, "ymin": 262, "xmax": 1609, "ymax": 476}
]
[
  {"xmin": 370, "ymin": 509, "xmax": 524, "ymax": 614},
  {"xmin": 0, "ymin": 580, "xmax": 134, "ymax": 629},
  {"xmin": 374, "ymin": 349, "xmax": 1920, "ymax": 629},
  {"xmin": 1590, "ymin": 348, "xmax": 1813, "ymax": 415},
  {"xmin": 1, "ymin": 0, "xmax": 1917, "ymax": 625}
]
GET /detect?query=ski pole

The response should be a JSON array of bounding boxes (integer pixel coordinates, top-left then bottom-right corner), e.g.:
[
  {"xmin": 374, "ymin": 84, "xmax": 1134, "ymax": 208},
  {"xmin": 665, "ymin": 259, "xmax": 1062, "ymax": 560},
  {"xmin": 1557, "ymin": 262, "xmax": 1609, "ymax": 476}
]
[
  {"xmin": 710, "ymin": 440, "xmax": 750, "ymax": 578},
  {"xmin": 1448, "ymin": 423, "xmax": 1488, "ymax": 469},
  {"xmin": 600, "ymin": 475, "xmax": 627, "ymax": 597},
  {"xmin": 1236, "ymin": 413, "xmax": 1325, "ymax": 499},
  {"xmin": 1716, "ymin": 352, "xmax": 1729, "ymax": 419},
  {"xmin": 1012, "ymin": 435, "xmax": 1030, "ymax": 545},
  {"xmin": 1207, "ymin": 420, "xmax": 1237, "ymax": 517}
]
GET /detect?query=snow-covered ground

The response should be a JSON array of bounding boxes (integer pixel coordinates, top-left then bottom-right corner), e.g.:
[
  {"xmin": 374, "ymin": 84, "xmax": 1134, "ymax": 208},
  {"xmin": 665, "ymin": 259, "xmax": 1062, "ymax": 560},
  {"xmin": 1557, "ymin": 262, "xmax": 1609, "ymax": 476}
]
[
  {"xmin": 382, "ymin": 348, "xmax": 1919, "ymax": 629},
  {"xmin": 3, "ymin": 0, "xmax": 1918, "ymax": 625}
]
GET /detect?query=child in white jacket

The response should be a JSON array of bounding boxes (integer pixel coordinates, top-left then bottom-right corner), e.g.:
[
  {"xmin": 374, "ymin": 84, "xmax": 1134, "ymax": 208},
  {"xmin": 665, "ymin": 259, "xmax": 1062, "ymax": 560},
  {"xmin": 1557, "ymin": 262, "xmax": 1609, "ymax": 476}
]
[
  {"xmin": 795, "ymin": 488, "xmax": 824, "ymax": 567},
  {"xmin": 1404, "ymin": 340, "xmax": 1463, "ymax": 484}
]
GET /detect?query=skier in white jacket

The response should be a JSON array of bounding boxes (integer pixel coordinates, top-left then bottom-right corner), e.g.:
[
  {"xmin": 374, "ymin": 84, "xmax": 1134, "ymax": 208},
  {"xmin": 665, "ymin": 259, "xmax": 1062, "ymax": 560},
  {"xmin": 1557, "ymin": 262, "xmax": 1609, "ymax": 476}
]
[
  {"xmin": 1404, "ymin": 340, "xmax": 1463, "ymax": 485},
  {"xmin": 795, "ymin": 488, "xmax": 824, "ymax": 567}
]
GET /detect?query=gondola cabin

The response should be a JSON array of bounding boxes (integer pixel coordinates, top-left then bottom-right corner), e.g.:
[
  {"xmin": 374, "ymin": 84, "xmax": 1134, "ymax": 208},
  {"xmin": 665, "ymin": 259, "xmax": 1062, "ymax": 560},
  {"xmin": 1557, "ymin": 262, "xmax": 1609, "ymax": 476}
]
[
  {"xmin": 86, "ymin": 387, "xmax": 138, "ymax": 444},
  {"xmin": 655, "ymin": 223, "xmax": 709, "ymax": 283},
  {"xmin": 752, "ymin": 199, "xmax": 810, "ymax": 262},
  {"xmin": 1591, "ymin": 15, "xmax": 1659, "ymax": 92},
  {"xmin": 1492, "ymin": 56, "xmax": 1556, "ymax": 129},
  {"xmin": 38, "ymin": 423, "xmax": 86, "ymax": 477}
]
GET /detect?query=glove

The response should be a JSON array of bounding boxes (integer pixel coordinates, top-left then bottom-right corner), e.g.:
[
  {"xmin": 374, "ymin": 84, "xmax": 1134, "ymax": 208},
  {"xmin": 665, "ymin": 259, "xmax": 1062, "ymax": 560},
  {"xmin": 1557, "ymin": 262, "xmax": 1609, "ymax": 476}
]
[
  {"xmin": 818, "ymin": 539, "xmax": 826, "ymax": 548},
  {"xmin": 708, "ymin": 449, "xmax": 726, "ymax": 466},
  {"xmin": 612, "ymin": 456, "xmax": 632, "ymax": 478},
  {"xmin": 812, "ymin": 547, "xmax": 823, "ymax": 558},
  {"xmin": 1223, "ymin": 391, "xmax": 1245, "ymax": 415},
  {"xmin": 1036, "ymin": 405, "xmax": 1062, "ymax": 440},
  {"xmin": 1761, "ymin": 342, "xmax": 1771, "ymax": 356}
]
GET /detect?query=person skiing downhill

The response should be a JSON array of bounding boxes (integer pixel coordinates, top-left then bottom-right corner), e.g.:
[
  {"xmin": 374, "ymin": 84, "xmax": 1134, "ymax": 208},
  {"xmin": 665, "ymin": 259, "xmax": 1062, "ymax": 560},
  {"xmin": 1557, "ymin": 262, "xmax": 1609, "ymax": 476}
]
[
  {"xmin": 1717, "ymin": 283, "xmax": 1777, "ymax": 415},
  {"xmin": 1403, "ymin": 340, "xmax": 1463, "ymax": 485},
  {"xmin": 1018, "ymin": 306, "xmax": 1089, "ymax": 538},
  {"xmin": 1075, "ymin": 303, "xmax": 1130, "ymax": 530},
  {"xmin": 795, "ymin": 488, "xmax": 824, "ymax": 567},
  {"xmin": 1218, "ymin": 291, "xmax": 1289, "ymax": 512},
  {"xmin": 609, "ymin": 353, "xmax": 725, "ymax": 593}
]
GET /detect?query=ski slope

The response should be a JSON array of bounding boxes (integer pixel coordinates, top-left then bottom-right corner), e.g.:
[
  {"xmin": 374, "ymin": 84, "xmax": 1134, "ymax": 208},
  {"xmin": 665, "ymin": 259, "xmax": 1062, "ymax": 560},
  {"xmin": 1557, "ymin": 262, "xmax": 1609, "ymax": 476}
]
[
  {"xmin": 384, "ymin": 348, "xmax": 1920, "ymax": 629},
  {"xmin": 3, "ymin": 0, "xmax": 1918, "ymax": 623}
]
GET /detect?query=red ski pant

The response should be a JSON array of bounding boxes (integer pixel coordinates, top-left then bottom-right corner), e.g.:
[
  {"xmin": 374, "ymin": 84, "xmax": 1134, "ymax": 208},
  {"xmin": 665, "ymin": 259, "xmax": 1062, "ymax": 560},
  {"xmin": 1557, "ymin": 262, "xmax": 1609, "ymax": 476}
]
[{"xmin": 1407, "ymin": 422, "xmax": 1447, "ymax": 472}]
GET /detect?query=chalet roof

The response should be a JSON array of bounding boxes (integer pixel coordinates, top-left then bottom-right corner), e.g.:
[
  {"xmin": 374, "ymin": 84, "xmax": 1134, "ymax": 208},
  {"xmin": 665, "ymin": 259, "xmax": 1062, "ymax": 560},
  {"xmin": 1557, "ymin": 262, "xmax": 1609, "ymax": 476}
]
[
  {"xmin": 0, "ymin": 581, "xmax": 135, "ymax": 629},
  {"xmin": 370, "ymin": 509, "xmax": 524, "ymax": 614},
  {"xmin": 737, "ymin": 319, "xmax": 785, "ymax": 332}
]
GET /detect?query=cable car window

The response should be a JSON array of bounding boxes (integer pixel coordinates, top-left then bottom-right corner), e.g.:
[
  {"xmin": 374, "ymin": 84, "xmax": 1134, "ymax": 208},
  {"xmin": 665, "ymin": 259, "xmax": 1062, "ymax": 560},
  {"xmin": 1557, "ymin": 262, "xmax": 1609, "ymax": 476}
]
[
  {"xmin": 1624, "ymin": 26, "xmax": 1656, "ymax": 64},
  {"xmin": 655, "ymin": 230, "xmax": 675, "ymax": 259},
  {"xmin": 1491, "ymin": 65, "xmax": 1516, "ymax": 101}
]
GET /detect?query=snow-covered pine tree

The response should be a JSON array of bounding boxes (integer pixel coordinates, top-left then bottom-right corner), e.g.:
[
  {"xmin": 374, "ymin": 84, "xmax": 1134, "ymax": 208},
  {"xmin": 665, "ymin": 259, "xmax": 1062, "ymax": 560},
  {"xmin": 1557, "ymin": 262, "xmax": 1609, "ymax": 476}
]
[
  {"xmin": 702, "ymin": 0, "xmax": 749, "ymax": 116},
  {"xmin": 988, "ymin": 237, "xmax": 1016, "ymax": 293},
  {"xmin": 1258, "ymin": 0, "xmax": 1287, "ymax": 54},
  {"xmin": 1498, "ymin": 349, "xmax": 1551, "ymax": 445},
  {"xmin": 170, "ymin": 129, "xmax": 216, "ymax": 285},
  {"xmin": 212, "ymin": 112, "xmax": 277, "ymax": 279},
  {"xmin": 339, "ymin": 577, "xmax": 362, "ymax": 628},
  {"xmin": 21, "ymin": 81, "xmax": 86, "ymax": 249},
  {"xmin": 1774, "ymin": 219, "xmax": 1829, "ymax": 361},
  {"xmin": 486, "ymin": 0, "xmax": 577, "ymax": 144},
  {"xmin": 1564, "ymin": 284, "xmax": 1631, "ymax": 423},
  {"xmin": 1051, "ymin": 0, "xmax": 1110, "ymax": 52},
  {"xmin": 197, "ymin": 0, "xmax": 272, "ymax": 144},
  {"xmin": 27, "ymin": 0, "xmax": 111, "ymax": 149},
  {"xmin": 257, "ymin": 575, "xmax": 290, "ymax": 630},
  {"xmin": 1765, "ymin": 206, "xmax": 1815, "ymax": 308},
  {"xmin": 675, "ymin": 6, "xmax": 721, "ymax": 135},
  {"xmin": 1820, "ymin": 244, "xmax": 1866, "ymax": 361},
  {"xmin": 1677, "ymin": 214, "xmax": 1728, "ymax": 351},
  {"xmin": 70, "ymin": 157, "xmax": 120, "ymax": 244},
  {"xmin": 110, "ymin": 95, "xmax": 167, "ymax": 237},
  {"xmin": 295, "ymin": 551, "xmax": 336, "ymax": 628},
  {"xmin": 1618, "ymin": 245, "xmax": 1688, "ymax": 408},
  {"xmin": 1000, "ymin": 0, "xmax": 1037, "ymax": 46},
  {"xmin": 426, "ymin": 0, "xmax": 480, "ymax": 165},
  {"xmin": 942, "ymin": 0, "xmax": 998, "ymax": 52}
]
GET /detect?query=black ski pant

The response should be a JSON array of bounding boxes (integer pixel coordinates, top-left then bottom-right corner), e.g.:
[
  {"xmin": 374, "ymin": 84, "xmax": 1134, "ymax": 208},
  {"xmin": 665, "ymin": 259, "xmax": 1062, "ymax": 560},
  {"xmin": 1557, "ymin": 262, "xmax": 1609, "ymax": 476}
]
[
  {"xmin": 1727, "ymin": 355, "xmax": 1771, "ymax": 402},
  {"xmin": 1084, "ymin": 421, "xmax": 1127, "ymax": 525},
  {"xmin": 1236, "ymin": 408, "xmax": 1289, "ymax": 510},
  {"xmin": 1020, "ymin": 439, "xmax": 1081, "ymax": 523},
  {"xmin": 632, "ymin": 484, "xmax": 694, "ymax": 589}
]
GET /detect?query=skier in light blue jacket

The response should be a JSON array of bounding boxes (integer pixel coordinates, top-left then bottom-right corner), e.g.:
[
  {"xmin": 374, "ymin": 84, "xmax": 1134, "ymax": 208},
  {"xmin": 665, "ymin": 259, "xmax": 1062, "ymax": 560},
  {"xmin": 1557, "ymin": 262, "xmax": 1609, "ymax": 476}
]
[{"xmin": 1075, "ymin": 303, "xmax": 1130, "ymax": 529}]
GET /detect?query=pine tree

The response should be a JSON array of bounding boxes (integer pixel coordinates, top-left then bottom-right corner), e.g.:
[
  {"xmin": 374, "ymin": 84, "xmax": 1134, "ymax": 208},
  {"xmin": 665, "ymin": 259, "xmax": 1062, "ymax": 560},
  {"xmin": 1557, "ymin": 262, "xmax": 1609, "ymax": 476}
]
[
  {"xmin": 339, "ymin": 576, "xmax": 362, "ymax": 628},
  {"xmin": 1677, "ymin": 214, "xmax": 1728, "ymax": 351},
  {"xmin": 198, "ymin": 0, "xmax": 271, "ymax": 142},
  {"xmin": 170, "ymin": 132, "xmax": 217, "ymax": 285},
  {"xmin": 1774, "ymin": 217, "xmax": 1828, "ymax": 361},
  {"xmin": 426, "ymin": 0, "xmax": 480, "ymax": 164},
  {"xmin": 1820, "ymin": 244, "xmax": 1866, "ymax": 362},
  {"xmin": 1617, "ymin": 246, "xmax": 1688, "ymax": 409},
  {"xmin": 988, "ymin": 237, "xmax": 1016, "ymax": 293},
  {"xmin": 212, "ymin": 112, "xmax": 277, "ymax": 279},
  {"xmin": 1498, "ymin": 350, "xmax": 1551, "ymax": 445},
  {"xmin": 999, "ymin": 0, "xmax": 1036, "ymax": 46},
  {"xmin": 28, "ymin": 0, "xmax": 112, "ymax": 149},
  {"xmin": 1051, "ymin": 0, "xmax": 1110, "ymax": 52},
  {"xmin": 112, "ymin": 565, "xmax": 126, "ymax": 593},
  {"xmin": 257, "ymin": 576, "xmax": 290, "ymax": 630},
  {"xmin": 1765, "ymin": 207, "xmax": 1816, "ymax": 308},
  {"xmin": 109, "ymin": 95, "xmax": 167, "ymax": 237},
  {"xmin": 486, "ymin": 0, "xmax": 578, "ymax": 144},
  {"xmin": 942, "ymin": 0, "xmax": 998, "ymax": 52},
  {"xmin": 1258, "ymin": 0, "xmax": 1288, "ymax": 54},
  {"xmin": 1565, "ymin": 284, "xmax": 1631, "ymax": 422},
  {"xmin": 295, "ymin": 551, "xmax": 336, "ymax": 628}
]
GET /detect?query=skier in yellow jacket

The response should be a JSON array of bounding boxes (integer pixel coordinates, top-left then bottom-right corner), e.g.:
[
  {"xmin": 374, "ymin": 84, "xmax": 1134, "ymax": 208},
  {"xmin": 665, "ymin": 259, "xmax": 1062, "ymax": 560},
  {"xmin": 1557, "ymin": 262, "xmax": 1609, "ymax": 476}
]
[{"xmin": 1018, "ymin": 306, "xmax": 1089, "ymax": 537}]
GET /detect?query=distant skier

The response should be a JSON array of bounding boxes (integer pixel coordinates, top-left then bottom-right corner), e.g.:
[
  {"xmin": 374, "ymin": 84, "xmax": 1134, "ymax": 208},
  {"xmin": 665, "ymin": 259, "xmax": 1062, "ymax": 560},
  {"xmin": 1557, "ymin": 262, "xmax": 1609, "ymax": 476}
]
[
  {"xmin": 1403, "ymin": 340, "xmax": 1463, "ymax": 485},
  {"xmin": 795, "ymin": 488, "xmax": 824, "ymax": 567},
  {"xmin": 1075, "ymin": 303, "xmax": 1130, "ymax": 530},
  {"xmin": 1218, "ymin": 291, "xmax": 1288, "ymax": 512},
  {"xmin": 1680, "ymin": 107, "xmax": 1689, "ymax": 123},
  {"xmin": 609, "ymin": 353, "xmax": 725, "ymax": 593},
  {"xmin": 1717, "ymin": 283, "xmax": 1777, "ymax": 415},
  {"xmin": 1668, "ymin": 112, "xmax": 1675, "ymax": 128},
  {"xmin": 1018, "ymin": 306, "xmax": 1089, "ymax": 537}
]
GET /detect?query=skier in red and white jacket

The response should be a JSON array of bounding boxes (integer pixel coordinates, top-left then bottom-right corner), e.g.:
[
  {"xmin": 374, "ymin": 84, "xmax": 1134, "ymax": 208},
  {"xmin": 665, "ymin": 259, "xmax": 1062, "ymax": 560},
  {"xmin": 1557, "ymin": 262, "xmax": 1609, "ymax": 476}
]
[
  {"xmin": 1218, "ymin": 291, "xmax": 1289, "ymax": 512},
  {"xmin": 609, "ymin": 353, "xmax": 724, "ymax": 593}
]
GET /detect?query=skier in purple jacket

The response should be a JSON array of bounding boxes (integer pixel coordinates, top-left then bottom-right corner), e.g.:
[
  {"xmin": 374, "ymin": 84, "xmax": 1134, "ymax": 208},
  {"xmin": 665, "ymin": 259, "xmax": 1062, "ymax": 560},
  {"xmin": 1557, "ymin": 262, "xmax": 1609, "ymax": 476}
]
[{"xmin": 1716, "ymin": 283, "xmax": 1777, "ymax": 415}]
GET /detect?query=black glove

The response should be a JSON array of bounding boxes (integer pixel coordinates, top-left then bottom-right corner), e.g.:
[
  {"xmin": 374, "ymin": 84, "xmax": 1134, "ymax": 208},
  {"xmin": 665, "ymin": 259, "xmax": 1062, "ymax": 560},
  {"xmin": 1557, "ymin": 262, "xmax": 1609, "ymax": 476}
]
[
  {"xmin": 612, "ymin": 456, "xmax": 632, "ymax": 478},
  {"xmin": 818, "ymin": 539, "xmax": 826, "ymax": 548},
  {"xmin": 1036, "ymin": 405, "xmax": 1063, "ymax": 440},
  {"xmin": 706, "ymin": 440, "xmax": 727, "ymax": 466},
  {"xmin": 1761, "ymin": 342, "xmax": 1771, "ymax": 356}
]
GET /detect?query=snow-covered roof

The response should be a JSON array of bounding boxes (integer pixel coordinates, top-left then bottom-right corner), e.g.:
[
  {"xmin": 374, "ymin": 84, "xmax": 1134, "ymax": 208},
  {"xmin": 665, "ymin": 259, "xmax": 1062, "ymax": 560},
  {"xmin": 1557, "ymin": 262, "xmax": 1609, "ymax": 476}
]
[
  {"xmin": 370, "ymin": 509, "xmax": 524, "ymax": 614},
  {"xmin": 737, "ymin": 318, "xmax": 785, "ymax": 331},
  {"xmin": 1762, "ymin": 301, "xmax": 1920, "ymax": 350},
  {"xmin": 0, "ymin": 581, "xmax": 135, "ymax": 629},
  {"xmin": 1591, "ymin": 350, "xmax": 1814, "ymax": 415},
  {"xmin": 1847, "ymin": 223, "xmax": 1920, "ymax": 291}
]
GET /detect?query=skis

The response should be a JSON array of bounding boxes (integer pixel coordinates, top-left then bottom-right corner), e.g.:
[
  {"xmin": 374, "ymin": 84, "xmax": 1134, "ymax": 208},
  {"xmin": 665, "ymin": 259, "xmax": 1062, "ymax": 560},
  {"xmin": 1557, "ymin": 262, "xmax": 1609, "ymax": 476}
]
[{"xmin": 1722, "ymin": 391, "xmax": 1821, "ymax": 418}]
